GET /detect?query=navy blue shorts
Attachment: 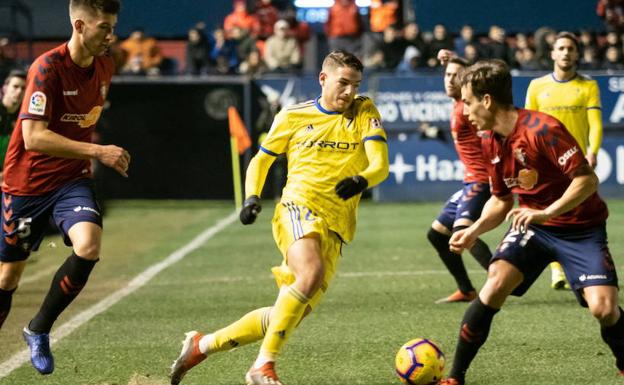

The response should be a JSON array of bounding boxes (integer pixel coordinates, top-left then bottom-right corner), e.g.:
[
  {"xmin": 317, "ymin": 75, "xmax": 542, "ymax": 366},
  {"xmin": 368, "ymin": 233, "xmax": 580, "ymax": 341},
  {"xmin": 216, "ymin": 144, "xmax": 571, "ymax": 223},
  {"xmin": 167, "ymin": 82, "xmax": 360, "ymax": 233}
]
[
  {"xmin": 0, "ymin": 179, "xmax": 102, "ymax": 262},
  {"xmin": 436, "ymin": 182, "xmax": 490, "ymax": 230},
  {"xmin": 493, "ymin": 223, "xmax": 618, "ymax": 307}
]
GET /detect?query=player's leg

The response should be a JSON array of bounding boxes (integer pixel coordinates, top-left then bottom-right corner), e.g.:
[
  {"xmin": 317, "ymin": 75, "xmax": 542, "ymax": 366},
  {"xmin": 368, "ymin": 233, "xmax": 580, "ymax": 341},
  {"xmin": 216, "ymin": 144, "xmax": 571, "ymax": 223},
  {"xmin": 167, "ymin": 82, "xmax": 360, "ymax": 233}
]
[
  {"xmin": 24, "ymin": 180, "xmax": 102, "ymax": 374},
  {"xmin": 458, "ymin": 182, "xmax": 492, "ymax": 270},
  {"xmin": 430, "ymin": 188, "xmax": 477, "ymax": 303},
  {"xmin": 584, "ymin": 286, "xmax": 624, "ymax": 372},
  {"xmin": 445, "ymin": 226, "xmax": 549, "ymax": 385},
  {"xmin": 0, "ymin": 260, "xmax": 26, "ymax": 328}
]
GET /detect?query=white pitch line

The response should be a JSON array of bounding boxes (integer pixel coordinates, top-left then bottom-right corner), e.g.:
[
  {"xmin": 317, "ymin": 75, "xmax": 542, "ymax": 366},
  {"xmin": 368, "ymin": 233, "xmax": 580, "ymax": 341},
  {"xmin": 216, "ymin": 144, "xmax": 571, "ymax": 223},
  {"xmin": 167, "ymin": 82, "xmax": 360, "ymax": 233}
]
[
  {"xmin": 18, "ymin": 265, "xmax": 58, "ymax": 285},
  {"xmin": 0, "ymin": 211, "xmax": 238, "ymax": 379}
]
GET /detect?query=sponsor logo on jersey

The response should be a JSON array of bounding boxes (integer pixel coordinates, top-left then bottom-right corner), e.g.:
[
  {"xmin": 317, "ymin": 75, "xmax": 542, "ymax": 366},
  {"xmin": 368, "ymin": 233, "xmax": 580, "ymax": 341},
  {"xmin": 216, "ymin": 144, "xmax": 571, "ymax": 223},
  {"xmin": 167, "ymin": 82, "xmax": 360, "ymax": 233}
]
[
  {"xmin": 28, "ymin": 91, "xmax": 46, "ymax": 115},
  {"xmin": 579, "ymin": 274, "xmax": 607, "ymax": 282},
  {"xmin": 100, "ymin": 82, "xmax": 108, "ymax": 99},
  {"xmin": 73, "ymin": 206, "xmax": 101, "ymax": 216},
  {"xmin": 60, "ymin": 106, "xmax": 104, "ymax": 128},
  {"xmin": 305, "ymin": 124, "xmax": 314, "ymax": 132},
  {"xmin": 63, "ymin": 90, "xmax": 78, "ymax": 96},
  {"xmin": 297, "ymin": 140, "xmax": 360, "ymax": 152},
  {"xmin": 558, "ymin": 146, "xmax": 579, "ymax": 165}
]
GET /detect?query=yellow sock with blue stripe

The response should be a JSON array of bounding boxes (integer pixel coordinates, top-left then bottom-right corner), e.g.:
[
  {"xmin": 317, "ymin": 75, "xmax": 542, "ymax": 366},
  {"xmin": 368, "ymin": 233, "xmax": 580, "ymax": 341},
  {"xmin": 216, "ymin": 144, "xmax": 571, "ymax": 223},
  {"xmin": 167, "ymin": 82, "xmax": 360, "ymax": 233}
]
[
  {"xmin": 203, "ymin": 306, "xmax": 272, "ymax": 353},
  {"xmin": 258, "ymin": 285, "xmax": 309, "ymax": 362}
]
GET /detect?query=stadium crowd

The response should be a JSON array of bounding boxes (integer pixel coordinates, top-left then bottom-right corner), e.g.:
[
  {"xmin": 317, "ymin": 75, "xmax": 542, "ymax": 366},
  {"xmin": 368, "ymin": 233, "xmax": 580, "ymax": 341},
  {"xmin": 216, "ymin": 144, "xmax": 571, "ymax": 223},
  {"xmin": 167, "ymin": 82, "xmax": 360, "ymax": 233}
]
[{"xmin": 1, "ymin": 0, "xmax": 623, "ymax": 77}]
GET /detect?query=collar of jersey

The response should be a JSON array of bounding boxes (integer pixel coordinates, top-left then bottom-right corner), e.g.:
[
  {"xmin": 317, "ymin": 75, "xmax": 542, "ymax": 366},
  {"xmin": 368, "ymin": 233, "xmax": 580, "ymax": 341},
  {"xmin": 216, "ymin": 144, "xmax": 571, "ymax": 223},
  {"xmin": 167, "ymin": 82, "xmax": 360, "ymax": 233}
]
[
  {"xmin": 314, "ymin": 96, "xmax": 341, "ymax": 115},
  {"xmin": 550, "ymin": 72, "xmax": 577, "ymax": 83}
]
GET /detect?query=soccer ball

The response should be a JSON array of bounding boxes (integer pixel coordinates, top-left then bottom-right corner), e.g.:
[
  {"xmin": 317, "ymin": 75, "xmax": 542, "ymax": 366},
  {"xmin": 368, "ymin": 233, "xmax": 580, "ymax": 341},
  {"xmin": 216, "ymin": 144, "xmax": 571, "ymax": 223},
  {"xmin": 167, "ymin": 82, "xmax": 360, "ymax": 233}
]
[{"xmin": 395, "ymin": 338, "xmax": 445, "ymax": 385}]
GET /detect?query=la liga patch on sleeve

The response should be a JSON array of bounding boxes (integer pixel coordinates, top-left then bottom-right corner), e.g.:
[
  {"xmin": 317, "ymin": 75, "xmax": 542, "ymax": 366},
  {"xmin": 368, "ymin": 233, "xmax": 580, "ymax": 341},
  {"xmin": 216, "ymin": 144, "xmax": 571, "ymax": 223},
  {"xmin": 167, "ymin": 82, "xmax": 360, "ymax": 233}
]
[{"xmin": 28, "ymin": 91, "xmax": 47, "ymax": 115}]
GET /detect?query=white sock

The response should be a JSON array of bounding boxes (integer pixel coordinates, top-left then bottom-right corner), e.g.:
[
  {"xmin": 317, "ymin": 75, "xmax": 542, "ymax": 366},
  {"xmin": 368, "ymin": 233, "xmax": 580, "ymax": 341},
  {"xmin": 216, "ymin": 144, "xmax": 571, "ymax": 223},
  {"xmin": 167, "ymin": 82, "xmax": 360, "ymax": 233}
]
[
  {"xmin": 253, "ymin": 354, "xmax": 274, "ymax": 369},
  {"xmin": 198, "ymin": 333, "xmax": 215, "ymax": 355}
]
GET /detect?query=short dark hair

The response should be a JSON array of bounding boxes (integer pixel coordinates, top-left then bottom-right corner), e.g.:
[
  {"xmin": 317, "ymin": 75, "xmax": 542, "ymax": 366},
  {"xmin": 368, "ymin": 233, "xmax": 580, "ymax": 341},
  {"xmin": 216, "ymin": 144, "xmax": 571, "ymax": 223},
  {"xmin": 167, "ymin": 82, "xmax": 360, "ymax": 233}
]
[
  {"xmin": 70, "ymin": 0, "xmax": 121, "ymax": 15},
  {"xmin": 554, "ymin": 31, "xmax": 580, "ymax": 51},
  {"xmin": 460, "ymin": 59, "xmax": 513, "ymax": 105},
  {"xmin": 448, "ymin": 56, "xmax": 469, "ymax": 67},
  {"xmin": 4, "ymin": 69, "xmax": 26, "ymax": 85},
  {"xmin": 322, "ymin": 50, "xmax": 363, "ymax": 73}
]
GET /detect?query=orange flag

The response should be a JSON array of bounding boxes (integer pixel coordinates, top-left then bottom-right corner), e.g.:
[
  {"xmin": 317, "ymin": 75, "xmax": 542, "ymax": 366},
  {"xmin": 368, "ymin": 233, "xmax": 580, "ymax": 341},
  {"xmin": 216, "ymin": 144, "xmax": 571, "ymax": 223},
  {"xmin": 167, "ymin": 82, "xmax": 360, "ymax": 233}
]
[{"xmin": 228, "ymin": 106, "xmax": 252, "ymax": 154}]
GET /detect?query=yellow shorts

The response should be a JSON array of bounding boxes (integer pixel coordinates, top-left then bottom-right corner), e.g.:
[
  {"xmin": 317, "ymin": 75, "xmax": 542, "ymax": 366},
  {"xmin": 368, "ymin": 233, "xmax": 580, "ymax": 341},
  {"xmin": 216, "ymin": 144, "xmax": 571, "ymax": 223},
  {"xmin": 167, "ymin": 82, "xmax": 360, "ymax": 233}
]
[{"xmin": 271, "ymin": 201, "xmax": 343, "ymax": 309}]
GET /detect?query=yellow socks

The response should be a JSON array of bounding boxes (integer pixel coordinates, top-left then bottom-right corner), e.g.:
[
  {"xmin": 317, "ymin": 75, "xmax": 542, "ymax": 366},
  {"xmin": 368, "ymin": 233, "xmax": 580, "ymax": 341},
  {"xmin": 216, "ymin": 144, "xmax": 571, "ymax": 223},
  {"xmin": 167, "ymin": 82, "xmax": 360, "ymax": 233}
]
[
  {"xmin": 203, "ymin": 306, "xmax": 272, "ymax": 353},
  {"xmin": 258, "ymin": 285, "xmax": 310, "ymax": 362}
]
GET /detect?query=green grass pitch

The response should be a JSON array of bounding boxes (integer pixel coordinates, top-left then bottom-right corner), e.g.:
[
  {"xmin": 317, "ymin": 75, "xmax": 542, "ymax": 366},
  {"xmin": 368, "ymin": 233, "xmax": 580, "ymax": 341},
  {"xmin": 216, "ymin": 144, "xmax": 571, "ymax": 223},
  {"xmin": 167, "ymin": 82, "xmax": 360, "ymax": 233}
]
[{"xmin": 1, "ymin": 199, "xmax": 623, "ymax": 385}]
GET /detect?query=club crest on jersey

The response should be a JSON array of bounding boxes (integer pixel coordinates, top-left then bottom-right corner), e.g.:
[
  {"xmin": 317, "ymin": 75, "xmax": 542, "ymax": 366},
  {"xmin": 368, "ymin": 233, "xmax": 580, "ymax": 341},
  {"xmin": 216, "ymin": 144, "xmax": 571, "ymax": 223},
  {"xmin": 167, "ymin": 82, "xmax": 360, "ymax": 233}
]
[
  {"xmin": 370, "ymin": 118, "xmax": 382, "ymax": 129},
  {"xmin": 28, "ymin": 91, "xmax": 46, "ymax": 115},
  {"xmin": 514, "ymin": 148, "xmax": 527, "ymax": 166}
]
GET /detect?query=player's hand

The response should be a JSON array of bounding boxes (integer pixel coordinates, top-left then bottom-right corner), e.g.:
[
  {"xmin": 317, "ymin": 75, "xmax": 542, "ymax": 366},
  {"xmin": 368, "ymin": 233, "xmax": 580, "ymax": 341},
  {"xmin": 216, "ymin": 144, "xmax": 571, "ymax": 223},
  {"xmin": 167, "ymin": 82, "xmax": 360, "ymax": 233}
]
[
  {"xmin": 437, "ymin": 49, "xmax": 456, "ymax": 66},
  {"xmin": 505, "ymin": 207, "xmax": 550, "ymax": 233},
  {"xmin": 586, "ymin": 153, "xmax": 597, "ymax": 169},
  {"xmin": 97, "ymin": 144, "xmax": 131, "ymax": 177},
  {"xmin": 239, "ymin": 195, "xmax": 261, "ymax": 225},
  {"xmin": 335, "ymin": 175, "xmax": 368, "ymax": 200},
  {"xmin": 449, "ymin": 227, "xmax": 476, "ymax": 254}
]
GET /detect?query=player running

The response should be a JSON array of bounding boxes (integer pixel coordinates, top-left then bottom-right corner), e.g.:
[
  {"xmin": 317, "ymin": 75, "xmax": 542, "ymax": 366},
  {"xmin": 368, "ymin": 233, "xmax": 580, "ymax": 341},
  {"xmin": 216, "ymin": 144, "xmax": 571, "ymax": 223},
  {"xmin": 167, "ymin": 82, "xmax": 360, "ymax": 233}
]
[{"xmin": 169, "ymin": 50, "xmax": 389, "ymax": 385}]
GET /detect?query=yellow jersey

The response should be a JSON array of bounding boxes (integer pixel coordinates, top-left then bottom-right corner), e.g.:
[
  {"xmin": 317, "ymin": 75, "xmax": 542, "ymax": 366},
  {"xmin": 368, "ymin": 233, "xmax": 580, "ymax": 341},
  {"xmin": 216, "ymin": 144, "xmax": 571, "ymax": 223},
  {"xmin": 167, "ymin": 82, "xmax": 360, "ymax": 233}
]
[
  {"xmin": 525, "ymin": 73, "xmax": 602, "ymax": 155},
  {"xmin": 259, "ymin": 96, "xmax": 387, "ymax": 242}
]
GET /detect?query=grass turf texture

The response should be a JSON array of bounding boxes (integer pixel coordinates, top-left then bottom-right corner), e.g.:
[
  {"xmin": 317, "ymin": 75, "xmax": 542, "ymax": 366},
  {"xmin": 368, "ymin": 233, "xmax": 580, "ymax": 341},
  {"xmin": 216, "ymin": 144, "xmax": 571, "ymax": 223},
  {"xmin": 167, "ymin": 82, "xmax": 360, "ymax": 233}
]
[{"xmin": 1, "ymin": 199, "xmax": 623, "ymax": 385}]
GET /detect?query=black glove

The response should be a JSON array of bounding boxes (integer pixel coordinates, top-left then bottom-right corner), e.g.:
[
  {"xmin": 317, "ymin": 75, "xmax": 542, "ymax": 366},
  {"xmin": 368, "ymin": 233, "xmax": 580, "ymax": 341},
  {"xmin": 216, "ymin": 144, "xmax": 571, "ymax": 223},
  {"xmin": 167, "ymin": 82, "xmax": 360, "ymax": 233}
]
[
  {"xmin": 239, "ymin": 195, "xmax": 262, "ymax": 225},
  {"xmin": 335, "ymin": 175, "xmax": 368, "ymax": 200}
]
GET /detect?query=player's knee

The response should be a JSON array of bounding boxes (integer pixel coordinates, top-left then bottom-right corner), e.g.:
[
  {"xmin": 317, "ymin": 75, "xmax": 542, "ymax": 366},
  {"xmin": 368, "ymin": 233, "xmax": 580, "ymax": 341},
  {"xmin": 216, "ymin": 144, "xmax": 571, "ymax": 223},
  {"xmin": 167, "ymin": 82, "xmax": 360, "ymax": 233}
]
[
  {"xmin": 427, "ymin": 228, "xmax": 449, "ymax": 249},
  {"xmin": 72, "ymin": 241, "xmax": 101, "ymax": 260},
  {"xmin": 0, "ymin": 263, "xmax": 23, "ymax": 290},
  {"xmin": 588, "ymin": 296, "xmax": 618, "ymax": 323}
]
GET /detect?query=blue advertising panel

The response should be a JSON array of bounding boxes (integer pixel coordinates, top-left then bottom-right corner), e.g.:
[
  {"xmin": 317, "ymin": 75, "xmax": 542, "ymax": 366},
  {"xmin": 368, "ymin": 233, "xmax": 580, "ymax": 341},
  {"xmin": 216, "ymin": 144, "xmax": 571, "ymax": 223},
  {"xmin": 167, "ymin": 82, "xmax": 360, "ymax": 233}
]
[{"xmin": 377, "ymin": 134, "xmax": 624, "ymax": 201}]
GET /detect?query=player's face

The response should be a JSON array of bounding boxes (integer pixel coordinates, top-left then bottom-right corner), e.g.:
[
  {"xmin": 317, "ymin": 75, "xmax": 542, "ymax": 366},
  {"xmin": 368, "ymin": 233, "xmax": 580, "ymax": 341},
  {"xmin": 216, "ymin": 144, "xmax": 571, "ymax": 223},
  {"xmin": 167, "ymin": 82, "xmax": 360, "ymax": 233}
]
[
  {"xmin": 2, "ymin": 76, "xmax": 26, "ymax": 107},
  {"xmin": 444, "ymin": 63, "xmax": 463, "ymax": 99},
  {"xmin": 80, "ymin": 10, "xmax": 117, "ymax": 56},
  {"xmin": 319, "ymin": 65, "xmax": 362, "ymax": 112},
  {"xmin": 461, "ymin": 83, "xmax": 492, "ymax": 131},
  {"xmin": 551, "ymin": 38, "xmax": 578, "ymax": 72}
]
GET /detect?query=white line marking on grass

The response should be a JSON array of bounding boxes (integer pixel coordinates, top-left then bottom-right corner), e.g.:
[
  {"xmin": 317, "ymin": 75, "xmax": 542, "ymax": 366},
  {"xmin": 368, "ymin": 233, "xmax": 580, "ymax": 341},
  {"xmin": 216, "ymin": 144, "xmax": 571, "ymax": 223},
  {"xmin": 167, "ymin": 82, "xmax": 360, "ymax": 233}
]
[
  {"xmin": 19, "ymin": 266, "xmax": 57, "ymax": 285},
  {"xmin": 0, "ymin": 211, "xmax": 238, "ymax": 379}
]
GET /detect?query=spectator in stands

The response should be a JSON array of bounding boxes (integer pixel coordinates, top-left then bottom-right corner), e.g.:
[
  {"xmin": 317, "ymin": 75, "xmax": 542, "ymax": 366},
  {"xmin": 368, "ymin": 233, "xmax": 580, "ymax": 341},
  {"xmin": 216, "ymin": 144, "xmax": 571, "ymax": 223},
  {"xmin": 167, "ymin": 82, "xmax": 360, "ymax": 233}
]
[
  {"xmin": 210, "ymin": 27, "xmax": 239, "ymax": 73},
  {"xmin": 454, "ymin": 25, "xmax": 476, "ymax": 58},
  {"xmin": 224, "ymin": 0, "xmax": 260, "ymax": 39},
  {"xmin": 600, "ymin": 30, "xmax": 623, "ymax": 59},
  {"xmin": 325, "ymin": 0, "xmax": 363, "ymax": 56},
  {"xmin": 597, "ymin": 0, "xmax": 624, "ymax": 33},
  {"xmin": 482, "ymin": 25, "xmax": 515, "ymax": 66},
  {"xmin": 369, "ymin": 0, "xmax": 400, "ymax": 33},
  {"xmin": 403, "ymin": 22, "xmax": 428, "ymax": 65},
  {"xmin": 231, "ymin": 26, "xmax": 257, "ymax": 64},
  {"xmin": 396, "ymin": 45, "xmax": 422, "ymax": 74},
  {"xmin": 363, "ymin": 49, "xmax": 386, "ymax": 71},
  {"xmin": 603, "ymin": 45, "xmax": 624, "ymax": 70},
  {"xmin": 463, "ymin": 43, "xmax": 480, "ymax": 64},
  {"xmin": 255, "ymin": 0, "xmax": 279, "ymax": 41},
  {"xmin": 515, "ymin": 47, "xmax": 540, "ymax": 71},
  {"xmin": 426, "ymin": 24, "xmax": 454, "ymax": 67},
  {"xmin": 264, "ymin": 19, "xmax": 301, "ymax": 72},
  {"xmin": 119, "ymin": 27, "xmax": 162, "ymax": 76},
  {"xmin": 579, "ymin": 29, "xmax": 599, "ymax": 56},
  {"xmin": 379, "ymin": 24, "xmax": 406, "ymax": 70},
  {"xmin": 534, "ymin": 26, "xmax": 556, "ymax": 69},
  {"xmin": 185, "ymin": 27, "xmax": 211, "ymax": 75},
  {"xmin": 580, "ymin": 45, "xmax": 602, "ymax": 70},
  {"xmin": 239, "ymin": 50, "xmax": 268, "ymax": 77},
  {"xmin": 281, "ymin": 6, "xmax": 311, "ymax": 53}
]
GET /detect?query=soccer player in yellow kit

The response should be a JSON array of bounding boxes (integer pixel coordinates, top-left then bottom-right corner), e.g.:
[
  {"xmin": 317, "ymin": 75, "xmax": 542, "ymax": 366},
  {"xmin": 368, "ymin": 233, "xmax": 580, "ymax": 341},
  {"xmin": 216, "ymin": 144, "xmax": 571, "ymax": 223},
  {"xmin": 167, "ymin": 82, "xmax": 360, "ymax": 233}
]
[
  {"xmin": 525, "ymin": 31, "xmax": 603, "ymax": 290},
  {"xmin": 169, "ymin": 50, "xmax": 389, "ymax": 385}
]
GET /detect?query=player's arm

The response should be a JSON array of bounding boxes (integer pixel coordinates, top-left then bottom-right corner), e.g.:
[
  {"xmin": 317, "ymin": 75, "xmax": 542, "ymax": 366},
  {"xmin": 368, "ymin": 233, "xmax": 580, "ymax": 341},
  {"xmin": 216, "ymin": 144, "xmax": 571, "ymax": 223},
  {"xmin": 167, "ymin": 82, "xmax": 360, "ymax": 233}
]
[
  {"xmin": 335, "ymin": 139, "xmax": 389, "ymax": 200},
  {"xmin": 450, "ymin": 193, "xmax": 513, "ymax": 253},
  {"xmin": 506, "ymin": 164, "xmax": 598, "ymax": 232},
  {"xmin": 239, "ymin": 150, "xmax": 276, "ymax": 225},
  {"xmin": 586, "ymin": 81, "xmax": 603, "ymax": 168},
  {"xmin": 524, "ymin": 81, "xmax": 537, "ymax": 110},
  {"xmin": 22, "ymin": 119, "xmax": 130, "ymax": 177}
]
